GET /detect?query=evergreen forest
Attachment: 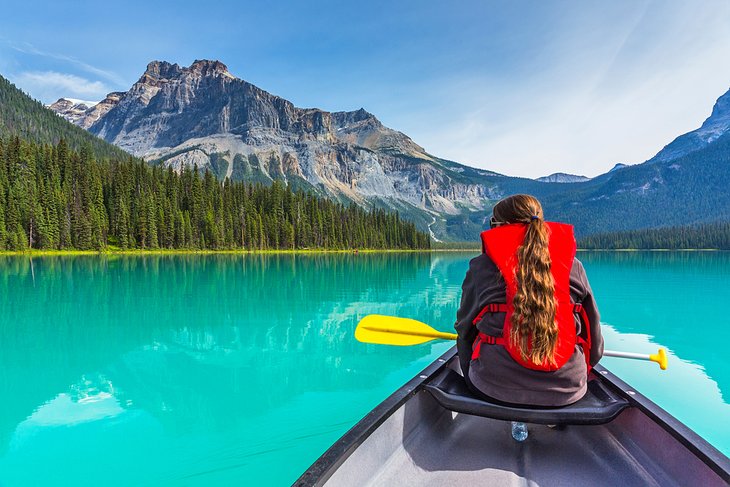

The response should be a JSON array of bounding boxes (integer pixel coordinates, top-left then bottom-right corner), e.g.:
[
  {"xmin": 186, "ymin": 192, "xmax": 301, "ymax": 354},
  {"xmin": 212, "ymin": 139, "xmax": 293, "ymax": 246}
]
[
  {"xmin": 578, "ymin": 222, "xmax": 730, "ymax": 250},
  {"xmin": 0, "ymin": 137, "xmax": 430, "ymax": 251}
]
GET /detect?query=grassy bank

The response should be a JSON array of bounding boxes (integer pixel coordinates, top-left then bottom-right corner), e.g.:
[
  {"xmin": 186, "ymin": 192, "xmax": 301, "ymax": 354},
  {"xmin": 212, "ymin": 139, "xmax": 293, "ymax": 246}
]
[
  {"xmin": 0, "ymin": 248, "xmax": 441, "ymax": 256},
  {"xmin": 2, "ymin": 247, "xmax": 723, "ymax": 257},
  {"xmin": 576, "ymin": 248, "xmax": 724, "ymax": 252}
]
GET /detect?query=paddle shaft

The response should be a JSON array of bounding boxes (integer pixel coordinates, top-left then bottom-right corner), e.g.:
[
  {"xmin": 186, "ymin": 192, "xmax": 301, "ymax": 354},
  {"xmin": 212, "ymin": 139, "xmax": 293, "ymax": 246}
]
[
  {"xmin": 603, "ymin": 350, "xmax": 652, "ymax": 361},
  {"xmin": 420, "ymin": 340, "xmax": 658, "ymax": 364},
  {"xmin": 366, "ymin": 326, "xmax": 457, "ymax": 341},
  {"xmin": 355, "ymin": 315, "xmax": 668, "ymax": 369},
  {"xmin": 373, "ymin": 332, "xmax": 657, "ymax": 362}
]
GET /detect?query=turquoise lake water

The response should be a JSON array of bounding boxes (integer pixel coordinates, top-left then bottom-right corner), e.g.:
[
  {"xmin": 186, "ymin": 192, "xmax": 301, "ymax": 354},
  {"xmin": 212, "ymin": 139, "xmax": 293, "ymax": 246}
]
[{"xmin": 0, "ymin": 251, "xmax": 728, "ymax": 485}]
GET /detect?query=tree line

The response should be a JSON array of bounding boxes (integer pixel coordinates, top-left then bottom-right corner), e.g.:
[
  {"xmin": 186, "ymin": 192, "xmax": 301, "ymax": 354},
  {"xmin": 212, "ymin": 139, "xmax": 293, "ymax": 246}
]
[
  {"xmin": 0, "ymin": 137, "xmax": 431, "ymax": 251},
  {"xmin": 578, "ymin": 222, "xmax": 730, "ymax": 250}
]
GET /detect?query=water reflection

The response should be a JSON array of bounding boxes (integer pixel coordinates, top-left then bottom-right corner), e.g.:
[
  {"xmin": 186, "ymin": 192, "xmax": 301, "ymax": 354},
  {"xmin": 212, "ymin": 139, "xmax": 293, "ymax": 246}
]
[
  {"xmin": 0, "ymin": 253, "xmax": 471, "ymax": 484},
  {"xmin": 579, "ymin": 251, "xmax": 730, "ymax": 402},
  {"xmin": 598, "ymin": 324, "xmax": 729, "ymax": 454},
  {"xmin": 1, "ymin": 251, "xmax": 727, "ymax": 485}
]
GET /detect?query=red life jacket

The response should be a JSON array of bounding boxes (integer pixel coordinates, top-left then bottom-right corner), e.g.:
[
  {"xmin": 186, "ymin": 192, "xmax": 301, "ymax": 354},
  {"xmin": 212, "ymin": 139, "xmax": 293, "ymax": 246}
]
[{"xmin": 471, "ymin": 222, "xmax": 592, "ymax": 372}]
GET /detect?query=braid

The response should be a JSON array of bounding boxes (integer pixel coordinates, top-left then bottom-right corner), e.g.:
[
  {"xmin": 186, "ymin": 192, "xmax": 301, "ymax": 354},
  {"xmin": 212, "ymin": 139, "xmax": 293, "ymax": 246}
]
[{"xmin": 493, "ymin": 195, "xmax": 558, "ymax": 366}]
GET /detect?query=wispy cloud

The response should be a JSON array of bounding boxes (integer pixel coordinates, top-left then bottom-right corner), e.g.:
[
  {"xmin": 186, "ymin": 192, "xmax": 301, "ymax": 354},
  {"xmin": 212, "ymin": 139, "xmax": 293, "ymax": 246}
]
[
  {"xmin": 9, "ymin": 41, "xmax": 127, "ymax": 86},
  {"xmin": 1, "ymin": 1, "xmax": 728, "ymax": 178},
  {"xmin": 13, "ymin": 71, "xmax": 110, "ymax": 103},
  {"xmin": 389, "ymin": 1, "xmax": 730, "ymax": 177}
]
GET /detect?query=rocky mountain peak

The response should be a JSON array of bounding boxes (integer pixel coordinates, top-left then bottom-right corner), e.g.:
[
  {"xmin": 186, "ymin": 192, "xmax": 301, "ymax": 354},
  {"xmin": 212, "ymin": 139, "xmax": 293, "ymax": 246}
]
[
  {"xmin": 39, "ymin": 60, "xmax": 730, "ymax": 240},
  {"xmin": 46, "ymin": 58, "xmax": 488, "ymax": 239},
  {"xmin": 48, "ymin": 92, "xmax": 125, "ymax": 129},
  {"xmin": 609, "ymin": 163, "xmax": 628, "ymax": 172},
  {"xmin": 138, "ymin": 60, "xmax": 182, "ymax": 86},
  {"xmin": 710, "ymin": 87, "xmax": 730, "ymax": 114},
  {"xmin": 48, "ymin": 98, "xmax": 98, "ymax": 126},
  {"xmin": 103, "ymin": 91, "xmax": 126, "ymax": 103},
  {"xmin": 189, "ymin": 59, "xmax": 231, "ymax": 77},
  {"xmin": 331, "ymin": 108, "xmax": 381, "ymax": 132},
  {"xmin": 139, "ymin": 60, "xmax": 233, "ymax": 85},
  {"xmin": 352, "ymin": 107, "xmax": 375, "ymax": 121},
  {"xmin": 698, "ymin": 87, "xmax": 730, "ymax": 137},
  {"xmin": 55, "ymin": 57, "xmax": 431, "ymax": 166},
  {"xmin": 649, "ymin": 87, "xmax": 730, "ymax": 164}
]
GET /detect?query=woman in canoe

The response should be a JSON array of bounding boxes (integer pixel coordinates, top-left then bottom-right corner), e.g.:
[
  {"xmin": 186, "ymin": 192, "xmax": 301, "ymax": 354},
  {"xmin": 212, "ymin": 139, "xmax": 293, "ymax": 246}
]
[{"xmin": 455, "ymin": 194, "xmax": 603, "ymax": 406}]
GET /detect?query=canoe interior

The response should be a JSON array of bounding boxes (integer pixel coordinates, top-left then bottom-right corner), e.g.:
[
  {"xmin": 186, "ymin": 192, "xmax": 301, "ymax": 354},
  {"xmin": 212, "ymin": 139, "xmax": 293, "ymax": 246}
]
[
  {"xmin": 425, "ymin": 367, "xmax": 629, "ymax": 425},
  {"xmin": 296, "ymin": 348, "xmax": 729, "ymax": 487}
]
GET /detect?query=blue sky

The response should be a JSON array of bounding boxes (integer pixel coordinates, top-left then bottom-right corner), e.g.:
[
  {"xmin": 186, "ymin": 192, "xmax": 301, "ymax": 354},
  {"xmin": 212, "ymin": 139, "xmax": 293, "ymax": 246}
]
[{"xmin": 2, "ymin": 0, "xmax": 730, "ymax": 177}]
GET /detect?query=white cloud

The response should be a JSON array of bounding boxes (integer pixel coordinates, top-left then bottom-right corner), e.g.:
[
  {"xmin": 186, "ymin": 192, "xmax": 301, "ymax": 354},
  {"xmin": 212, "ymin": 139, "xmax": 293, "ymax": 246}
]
[
  {"xmin": 9, "ymin": 42, "xmax": 127, "ymax": 86},
  {"xmin": 12, "ymin": 71, "xmax": 108, "ymax": 103}
]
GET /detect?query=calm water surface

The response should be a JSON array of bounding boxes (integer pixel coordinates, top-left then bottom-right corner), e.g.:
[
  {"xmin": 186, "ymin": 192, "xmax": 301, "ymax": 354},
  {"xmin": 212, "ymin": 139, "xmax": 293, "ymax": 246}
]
[{"xmin": 0, "ymin": 251, "xmax": 727, "ymax": 485}]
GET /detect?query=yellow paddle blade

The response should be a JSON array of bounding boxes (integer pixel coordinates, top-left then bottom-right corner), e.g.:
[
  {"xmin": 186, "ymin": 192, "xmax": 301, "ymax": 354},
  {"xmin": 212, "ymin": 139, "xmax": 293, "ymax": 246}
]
[
  {"xmin": 650, "ymin": 348, "xmax": 668, "ymax": 370},
  {"xmin": 355, "ymin": 314, "xmax": 458, "ymax": 346}
]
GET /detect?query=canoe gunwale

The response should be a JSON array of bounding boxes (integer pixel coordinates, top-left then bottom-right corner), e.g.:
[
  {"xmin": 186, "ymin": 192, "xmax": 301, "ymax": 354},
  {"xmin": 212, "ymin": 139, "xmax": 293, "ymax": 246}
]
[
  {"xmin": 594, "ymin": 365, "xmax": 730, "ymax": 483},
  {"xmin": 293, "ymin": 346, "xmax": 730, "ymax": 486}
]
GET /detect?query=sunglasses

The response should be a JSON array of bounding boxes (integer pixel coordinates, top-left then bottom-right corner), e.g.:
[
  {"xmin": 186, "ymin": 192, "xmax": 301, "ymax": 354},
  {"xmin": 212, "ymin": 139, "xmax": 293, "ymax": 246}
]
[{"xmin": 490, "ymin": 216, "xmax": 505, "ymax": 229}]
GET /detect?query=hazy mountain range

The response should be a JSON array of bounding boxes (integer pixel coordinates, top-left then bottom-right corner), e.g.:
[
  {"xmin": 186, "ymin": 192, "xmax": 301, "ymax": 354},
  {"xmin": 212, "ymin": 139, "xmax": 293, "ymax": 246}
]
[{"xmin": 45, "ymin": 59, "xmax": 730, "ymax": 240}]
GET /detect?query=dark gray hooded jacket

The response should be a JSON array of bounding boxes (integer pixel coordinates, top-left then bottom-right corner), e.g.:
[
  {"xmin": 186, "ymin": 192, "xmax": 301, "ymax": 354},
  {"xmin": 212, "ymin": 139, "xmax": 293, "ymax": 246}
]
[{"xmin": 455, "ymin": 253, "xmax": 603, "ymax": 406}]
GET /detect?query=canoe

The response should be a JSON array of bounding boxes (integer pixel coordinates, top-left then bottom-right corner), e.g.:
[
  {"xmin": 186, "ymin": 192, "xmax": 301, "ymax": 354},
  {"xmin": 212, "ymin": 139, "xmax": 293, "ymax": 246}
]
[{"xmin": 295, "ymin": 347, "xmax": 730, "ymax": 486}]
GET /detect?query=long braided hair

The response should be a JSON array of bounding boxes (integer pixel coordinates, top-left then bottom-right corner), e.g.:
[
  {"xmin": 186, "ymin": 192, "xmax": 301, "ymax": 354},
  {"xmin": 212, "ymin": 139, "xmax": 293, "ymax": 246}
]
[{"xmin": 492, "ymin": 194, "xmax": 558, "ymax": 366}]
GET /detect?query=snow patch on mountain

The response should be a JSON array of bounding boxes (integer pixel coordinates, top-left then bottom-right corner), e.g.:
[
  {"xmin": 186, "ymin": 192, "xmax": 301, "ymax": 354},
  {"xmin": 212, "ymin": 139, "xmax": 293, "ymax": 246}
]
[{"xmin": 536, "ymin": 172, "xmax": 589, "ymax": 183}]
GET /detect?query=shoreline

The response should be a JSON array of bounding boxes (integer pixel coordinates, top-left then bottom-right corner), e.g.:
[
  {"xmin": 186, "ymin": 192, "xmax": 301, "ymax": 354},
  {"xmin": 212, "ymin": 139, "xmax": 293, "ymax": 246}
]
[
  {"xmin": 0, "ymin": 248, "xmax": 436, "ymax": 257},
  {"xmin": 576, "ymin": 248, "xmax": 725, "ymax": 252},
  {"xmin": 0, "ymin": 248, "xmax": 725, "ymax": 256}
]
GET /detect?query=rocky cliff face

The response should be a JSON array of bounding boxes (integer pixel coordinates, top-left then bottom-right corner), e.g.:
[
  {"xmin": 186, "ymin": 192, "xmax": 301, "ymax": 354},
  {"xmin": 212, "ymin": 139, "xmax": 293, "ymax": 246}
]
[
  {"xmin": 48, "ymin": 60, "xmax": 730, "ymax": 239},
  {"xmin": 53, "ymin": 59, "xmax": 509, "ymax": 240}
]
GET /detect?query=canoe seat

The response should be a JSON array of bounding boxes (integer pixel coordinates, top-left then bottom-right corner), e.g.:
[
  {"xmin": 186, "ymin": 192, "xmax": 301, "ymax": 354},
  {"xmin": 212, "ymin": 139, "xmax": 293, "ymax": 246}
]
[{"xmin": 424, "ymin": 368, "xmax": 630, "ymax": 425}]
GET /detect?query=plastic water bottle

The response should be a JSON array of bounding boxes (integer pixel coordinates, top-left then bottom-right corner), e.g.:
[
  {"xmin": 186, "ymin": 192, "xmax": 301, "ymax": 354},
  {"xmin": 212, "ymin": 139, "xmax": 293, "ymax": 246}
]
[{"xmin": 511, "ymin": 421, "xmax": 528, "ymax": 442}]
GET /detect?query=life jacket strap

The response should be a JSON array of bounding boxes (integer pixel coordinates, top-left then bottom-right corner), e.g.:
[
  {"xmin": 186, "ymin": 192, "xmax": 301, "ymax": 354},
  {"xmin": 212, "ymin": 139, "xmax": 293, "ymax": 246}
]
[
  {"xmin": 471, "ymin": 332, "xmax": 506, "ymax": 360},
  {"xmin": 575, "ymin": 304, "xmax": 592, "ymax": 373},
  {"xmin": 471, "ymin": 302, "xmax": 593, "ymax": 373},
  {"xmin": 471, "ymin": 303, "xmax": 509, "ymax": 326}
]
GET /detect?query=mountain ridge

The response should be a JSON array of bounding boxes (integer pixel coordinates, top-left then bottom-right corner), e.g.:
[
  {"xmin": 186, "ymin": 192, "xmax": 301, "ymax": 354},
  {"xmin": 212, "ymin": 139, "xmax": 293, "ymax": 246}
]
[
  {"xmin": 648, "ymin": 87, "xmax": 730, "ymax": 164},
  {"xmin": 0, "ymin": 74, "xmax": 131, "ymax": 160},
  {"xmin": 45, "ymin": 59, "xmax": 730, "ymax": 239},
  {"xmin": 55, "ymin": 59, "xmax": 506, "ymax": 239}
]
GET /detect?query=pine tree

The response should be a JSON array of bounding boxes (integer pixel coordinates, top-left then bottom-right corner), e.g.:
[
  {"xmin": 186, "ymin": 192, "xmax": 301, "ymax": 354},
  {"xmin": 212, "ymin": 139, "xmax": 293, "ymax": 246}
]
[{"xmin": 0, "ymin": 137, "xmax": 432, "ymax": 252}]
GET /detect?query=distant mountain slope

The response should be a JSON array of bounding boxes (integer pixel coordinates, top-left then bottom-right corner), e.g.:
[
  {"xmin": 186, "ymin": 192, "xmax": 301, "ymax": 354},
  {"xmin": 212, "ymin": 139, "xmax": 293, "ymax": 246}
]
[
  {"xmin": 430, "ymin": 109, "xmax": 730, "ymax": 238},
  {"xmin": 536, "ymin": 172, "xmax": 590, "ymax": 183},
  {"xmin": 0, "ymin": 75, "xmax": 130, "ymax": 160},
  {"xmin": 649, "ymin": 88, "xmax": 730, "ymax": 164},
  {"xmin": 543, "ymin": 130, "xmax": 730, "ymax": 235},
  {"xmin": 540, "ymin": 88, "xmax": 730, "ymax": 235}
]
